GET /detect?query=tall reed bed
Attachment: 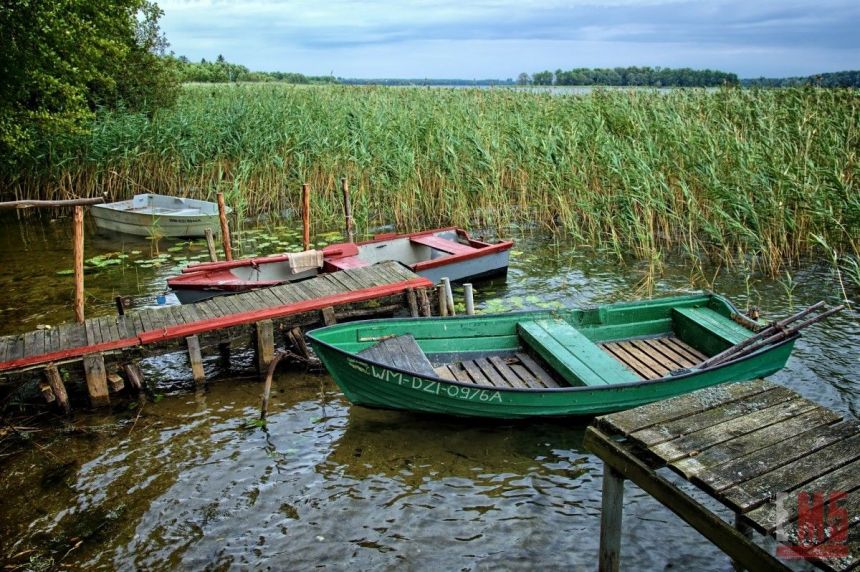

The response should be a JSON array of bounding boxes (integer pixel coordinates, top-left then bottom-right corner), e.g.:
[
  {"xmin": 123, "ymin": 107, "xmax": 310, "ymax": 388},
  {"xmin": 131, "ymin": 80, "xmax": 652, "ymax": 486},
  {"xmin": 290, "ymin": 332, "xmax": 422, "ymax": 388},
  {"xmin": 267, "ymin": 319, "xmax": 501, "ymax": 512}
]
[{"xmin": 7, "ymin": 84, "xmax": 858, "ymax": 275}]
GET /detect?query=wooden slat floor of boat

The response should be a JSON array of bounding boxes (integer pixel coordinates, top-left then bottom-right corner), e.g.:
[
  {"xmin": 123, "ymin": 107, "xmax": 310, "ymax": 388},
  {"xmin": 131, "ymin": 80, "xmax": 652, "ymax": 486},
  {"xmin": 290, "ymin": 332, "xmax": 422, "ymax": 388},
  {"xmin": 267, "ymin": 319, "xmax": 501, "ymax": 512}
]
[
  {"xmin": 600, "ymin": 335, "xmax": 707, "ymax": 381},
  {"xmin": 433, "ymin": 353, "xmax": 566, "ymax": 389},
  {"xmin": 0, "ymin": 261, "xmax": 429, "ymax": 373}
]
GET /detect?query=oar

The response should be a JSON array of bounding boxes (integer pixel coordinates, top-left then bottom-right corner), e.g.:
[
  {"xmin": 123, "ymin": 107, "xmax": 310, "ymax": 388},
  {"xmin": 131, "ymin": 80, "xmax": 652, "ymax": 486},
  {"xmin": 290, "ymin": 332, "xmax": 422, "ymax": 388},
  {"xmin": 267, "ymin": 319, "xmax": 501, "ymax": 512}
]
[{"xmin": 697, "ymin": 301, "xmax": 828, "ymax": 369}]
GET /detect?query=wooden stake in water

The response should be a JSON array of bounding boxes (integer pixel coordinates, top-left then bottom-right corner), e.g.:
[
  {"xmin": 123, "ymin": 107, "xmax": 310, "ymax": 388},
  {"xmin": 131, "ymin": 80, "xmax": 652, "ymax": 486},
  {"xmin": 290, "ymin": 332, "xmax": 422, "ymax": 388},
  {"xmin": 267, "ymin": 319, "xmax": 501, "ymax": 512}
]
[
  {"xmin": 341, "ymin": 177, "xmax": 355, "ymax": 243},
  {"xmin": 204, "ymin": 228, "xmax": 218, "ymax": 262},
  {"xmin": 260, "ymin": 352, "xmax": 285, "ymax": 420},
  {"xmin": 216, "ymin": 192, "xmax": 232, "ymax": 261},
  {"xmin": 441, "ymin": 277, "xmax": 456, "ymax": 316},
  {"xmin": 73, "ymin": 205, "xmax": 85, "ymax": 323},
  {"xmin": 464, "ymin": 283, "xmax": 475, "ymax": 315},
  {"xmin": 302, "ymin": 183, "xmax": 311, "ymax": 251},
  {"xmin": 437, "ymin": 284, "xmax": 448, "ymax": 316}
]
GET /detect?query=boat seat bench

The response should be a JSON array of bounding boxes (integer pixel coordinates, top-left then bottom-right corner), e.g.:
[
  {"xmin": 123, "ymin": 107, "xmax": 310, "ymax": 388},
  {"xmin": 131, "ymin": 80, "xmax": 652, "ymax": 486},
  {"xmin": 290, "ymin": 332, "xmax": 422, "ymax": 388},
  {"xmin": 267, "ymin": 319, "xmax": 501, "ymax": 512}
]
[
  {"xmin": 517, "ymin": 320, "xmax": 639, "ymax": 387},
  {"xmin": 672, "ymin": 307, "xmax": 751, "ymax": 346},
  {"xmin": 409, "ymin": 235, "xmax": 478, "ymax": 255}
]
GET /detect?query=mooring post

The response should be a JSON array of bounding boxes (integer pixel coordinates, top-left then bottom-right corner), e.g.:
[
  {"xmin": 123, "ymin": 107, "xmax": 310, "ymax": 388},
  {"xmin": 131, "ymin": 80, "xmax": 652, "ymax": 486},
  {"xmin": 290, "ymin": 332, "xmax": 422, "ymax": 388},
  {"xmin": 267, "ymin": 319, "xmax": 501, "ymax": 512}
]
[
  {"xmin": 73, "ymin": 205, "xmax": 85, "ymax": 323},
  {"xmin": 255, "ymin": 320, "xmax": 275, "ymax": 377},
  {"xmin": 598, "ymin": 465, "xmax": 625, "ymax": 572},
  {"xmin": 441, "ymin": 277, "xmax": 456, "ymax": 316},
  {"xmin": 216, "ymin": 192, "xmax": 232, "ymax": 261},
  {"xmin": 406, "ymin": 288, "xmax": 419, "ymax": 317},
  {"xmin": 437, "ymin": 284, "xmax": 448, "ymax": 316},
  {"xmin": 321, "ymin": 306, "xmax": 337, "ymax": 326},
  {"xmin": 203, "ymin": 227, "xmax": 219, "ymax": 262},
  {"xmin": 260, "ymin": 352, "xmax": 285, "ymax": 420},
  {"xmin": 341, "ymin": 177, "xmax": 355, "ymax": 243},
  {"xmin": 417, "ymin": 287, "xmax": 432, "ymax": 317},
  {"xmin": 302, "ymin": 183, "xmax": 311, "ymax": 251},
  {"xmin": 464, "ymin": 283, "xmax": 475, "ymax": 315},
  {"xmin": 44, "ymin": 365, "xmax": 70, "ymax": 414},
  {"xmin": 186, "ymin": 335, "xmax": 206, "ymax": 385},
  {"xmin": 82, "ymin": 354, "xmax": 110, "ymax": 407}
]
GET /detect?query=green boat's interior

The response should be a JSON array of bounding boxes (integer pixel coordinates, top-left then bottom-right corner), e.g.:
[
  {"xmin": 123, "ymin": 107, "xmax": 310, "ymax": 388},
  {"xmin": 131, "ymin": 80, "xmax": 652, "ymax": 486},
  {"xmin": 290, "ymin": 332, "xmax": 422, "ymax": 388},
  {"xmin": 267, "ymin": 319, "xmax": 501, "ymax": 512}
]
[{"xmin": 313, "ymin": 293, "xmax": 757, "ymax": 389}]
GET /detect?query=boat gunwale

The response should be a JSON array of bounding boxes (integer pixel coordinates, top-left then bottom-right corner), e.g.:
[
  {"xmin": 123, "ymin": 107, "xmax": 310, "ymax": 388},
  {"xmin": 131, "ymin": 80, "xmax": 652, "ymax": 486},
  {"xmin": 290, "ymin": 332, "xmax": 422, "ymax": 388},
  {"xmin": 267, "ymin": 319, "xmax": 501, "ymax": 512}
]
[{"xmin": 307, "ymin": 295, "xmax": 800, "ymax": 394}]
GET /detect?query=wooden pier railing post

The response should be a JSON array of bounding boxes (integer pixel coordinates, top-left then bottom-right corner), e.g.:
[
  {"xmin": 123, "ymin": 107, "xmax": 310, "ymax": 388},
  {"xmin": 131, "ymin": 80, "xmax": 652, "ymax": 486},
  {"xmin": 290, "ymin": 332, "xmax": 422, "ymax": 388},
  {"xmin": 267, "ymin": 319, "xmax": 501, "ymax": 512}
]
[
  {"xmin": 341, "ymin": 177, "xmax": 354, "ymax": 243},
  {"xmin": 302, "ymin": 183, "xmax": 311, "ymax": 251},
  {"xmin": 203, "ymin": 228, "xmax": 219, "ymax": 262},
  {"xmin": 598, "ymin": 466, "xmax": 625, "ymax": 572},
  {"xmin": 73, "ymin": 205, "xmax": 85, "ymax": 323},
  {"xmin": 255, "ymin": 320, "xmax": 275, "ymax": 377},
  {"xmin": 216, "ymin": 192, "xmax": 232, "ymax": 261},
  {"xmin": 186, "ymin": 335, "xmax": 206, "ymax": 385},
  {"xmin": 82, "ymin": 354, "xmax": 110, "ymax": 407}
]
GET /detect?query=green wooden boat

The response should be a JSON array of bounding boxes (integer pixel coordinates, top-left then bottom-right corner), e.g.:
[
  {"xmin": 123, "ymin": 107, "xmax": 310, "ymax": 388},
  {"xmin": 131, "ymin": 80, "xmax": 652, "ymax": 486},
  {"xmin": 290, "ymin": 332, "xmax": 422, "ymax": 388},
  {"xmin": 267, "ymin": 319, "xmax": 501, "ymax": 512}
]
[{"xmin": 307, "ymin": 293, "xmax": 799, "ymax": 419}]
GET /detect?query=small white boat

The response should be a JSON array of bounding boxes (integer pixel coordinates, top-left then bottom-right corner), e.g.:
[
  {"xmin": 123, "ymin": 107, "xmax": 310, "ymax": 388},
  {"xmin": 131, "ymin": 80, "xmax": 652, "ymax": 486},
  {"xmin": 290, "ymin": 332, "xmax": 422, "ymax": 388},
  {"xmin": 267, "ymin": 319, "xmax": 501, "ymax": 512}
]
[{"xmin": 92, "ymin": 193, "xmax": 229, "ymax": 237}]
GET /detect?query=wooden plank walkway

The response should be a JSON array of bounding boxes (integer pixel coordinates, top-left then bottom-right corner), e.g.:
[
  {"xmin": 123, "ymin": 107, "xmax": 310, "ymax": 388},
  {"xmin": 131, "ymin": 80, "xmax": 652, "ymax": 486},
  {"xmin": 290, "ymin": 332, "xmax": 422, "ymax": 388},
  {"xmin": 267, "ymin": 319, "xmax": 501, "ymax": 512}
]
[
  {"xmin": 0, "ymin": 261, "xmax": 431, "ymax": 375},
  {"xmin": 584, "ymin": 379, "xmax": 859, "ymax": 571}
]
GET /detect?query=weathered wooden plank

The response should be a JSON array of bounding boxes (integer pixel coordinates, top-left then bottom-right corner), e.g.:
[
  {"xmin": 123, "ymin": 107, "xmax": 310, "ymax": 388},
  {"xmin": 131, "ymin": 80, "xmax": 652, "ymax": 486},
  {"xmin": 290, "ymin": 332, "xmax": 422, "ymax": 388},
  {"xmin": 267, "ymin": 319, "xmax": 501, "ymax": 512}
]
[
  {"xmin": 82, "ymin": 354, "xmax": 110, "ymax": 407},
  {"xmin": 653, "ymin": 397, "xmax": 819, "ymax": 463},
  {"xmin": 662, "ymin": 336, "xmax": 707, "ymax": 362},
  {"xmin": 602, "ymin": 343, "xmax": 653, "ymax": 379},
  {"xmin": 628, "ymin": 385, "xmax": 794, "ymax": 447},
  {"xmin": 69, "ymin": 323, "xmax": 88, "ymax": 350},
  {"xmin": 44, "ymin": 365, "xmax": 70, "ymax": 414},
  {"xmin": 611, "ymin": 341, "xmax": 665, "ymax": 376},
  {"xmin": 462, "ymin": 359, "xmax": 492, "ymax": 386},
  {"xmin": 23, "ymin": 330, "xmax": 45, "ymax": 358},
  {"xmin": 599, "ymin": 465, "xmax": 625, "ymax": 572},
  {"xmin": 341, "ymin": 267, "xmax": 377, "ymax": 289},
  {"xmin": 321, "ymin": 306, "xmax": 337, "ymax": 326},
  {"xmin": 268, "ymin": 284, "xmax": 303, "ymax": 305},
  {"xmin": 475, "ymin": 357, "xmax": 510, "ymax": 387},
  {"xmin": 286, "ymin": 281, "xmax": 315, "ymax": 301},
  {"xmin": 325, "ymin": 272, "xmax": 361, "ymax": 293},
  {"xmin": 626, "ymin": 339, "xmax": 675, "ymax": 376},
  {"xmin": 698, "ymin": 421, "xmax": 859, "ymax": 493},
  {"xmin": 672, "ymin": 407, "xmax": 844, "ymax": 479},
  {"xmin": 640, "ymin": 337, "xmax": 696, "ymax": 368},
  {"xmin": 515, "ymin": 352, "xmax": 560, "ymax": 388},
  {"xmin": 776, "ymin": 488, "xmax": 860, "ymax": 568},
  {"xmin": 509, "ymin": 363, "xmax": 540, "ymax": 388},
  {"xmin": 255, "ymin": 320, "xmax": 275, "ymax": 376},
  {"xmin": 488, "ymin": 356, "xmax": 528, "ymax": 388},
  {"xmin": 745, "ymin": 456, "xmax": 860, "ymax": 533},
  {"xmin": 434, "ymin": 365, "xmax": 455, "ymax": 381},
  {"xmin": 446, "ymin": 364, "xmax": 472, "ymax": 383},
  {"xmin": 357, "ymin": 335, "xmax": 436, "ymax": 377},
  {"xmin": 0, "ymin": 336, "xmax": 10, "ymax": 362},
  {"xmin": 104, "ymin": 315, "xmax": 122, "ymax": 342},
  {"xmin": 56, "ymin": 323, "xmax": 73, "ymax": 351},
  {"xmin": 722, "ymin": 430, "xmax": 860, "ymax": 511},
  {"xmin": 176, "ymin": 303, "xmax": 202, "ymax": 325}
]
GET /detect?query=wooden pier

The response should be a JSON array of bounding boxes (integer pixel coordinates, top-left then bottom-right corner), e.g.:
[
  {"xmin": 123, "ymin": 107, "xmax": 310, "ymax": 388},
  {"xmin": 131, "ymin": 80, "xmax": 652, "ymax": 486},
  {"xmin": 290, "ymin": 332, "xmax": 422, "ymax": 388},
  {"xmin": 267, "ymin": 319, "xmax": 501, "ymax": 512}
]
[
  {"xmin": 585, "ymin": 379, "xmax": 859, "ymax": 571},
  {"xmin": 0, "ymin": 261, "xmax": 433, "ymax": 410}
]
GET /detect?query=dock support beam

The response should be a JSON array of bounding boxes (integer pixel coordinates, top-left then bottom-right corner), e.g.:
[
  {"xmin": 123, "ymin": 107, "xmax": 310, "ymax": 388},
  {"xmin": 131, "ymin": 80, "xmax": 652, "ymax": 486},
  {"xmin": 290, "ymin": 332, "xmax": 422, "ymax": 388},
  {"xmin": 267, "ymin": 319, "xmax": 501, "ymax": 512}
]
[
  {"xmin": 186, "ymin": 335, "xmax": 206, "ymax": 385},
  {"xmin": 203, "ymin": 228, "xmax": 219, "ymax": 262},
  {"xmin": 598, "ymin": 466, "xmax": 625, "ymax": 572},
  {"xmin": 321, "ymin": 306, "xmax": 337, "ymax": 326},
  {"xmin": 255, "ymin": 320, "xmax": 275, "ymax": 377},
  {"xmin": 417, "ymin": 288, "xmax": 432, "ymax": 317},
  {"xmin": 82, "ymin": 354, "xmax": 110, "ymax": 407},
  {"xmin": 43, "ymin": 365, "xmax": 70, "ymax": 414},
  {"xmin": 406, "ymin": 288, "xmax": 419, "ymax": 317},
  {"xmin": 123, "ymin": 362, "xmax": 144, "ymax": 391}
]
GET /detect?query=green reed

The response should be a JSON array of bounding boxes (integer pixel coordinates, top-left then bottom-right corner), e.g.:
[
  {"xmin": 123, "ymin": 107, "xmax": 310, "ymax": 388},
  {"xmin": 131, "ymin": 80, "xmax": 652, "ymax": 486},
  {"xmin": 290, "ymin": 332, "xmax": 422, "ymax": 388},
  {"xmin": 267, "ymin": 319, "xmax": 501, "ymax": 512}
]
[{"xmin": 7, "ymin": 84, "xmax": 858, "ymax": 276}]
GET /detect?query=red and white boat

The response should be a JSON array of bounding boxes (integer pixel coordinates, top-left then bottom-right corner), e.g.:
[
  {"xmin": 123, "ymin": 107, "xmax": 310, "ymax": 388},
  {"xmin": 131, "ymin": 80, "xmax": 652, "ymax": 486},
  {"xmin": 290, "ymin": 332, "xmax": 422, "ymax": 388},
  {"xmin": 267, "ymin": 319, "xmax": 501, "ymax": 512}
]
[{"xmin": 167, "ymin": 227, "xmax": 513, "ymax": 304}]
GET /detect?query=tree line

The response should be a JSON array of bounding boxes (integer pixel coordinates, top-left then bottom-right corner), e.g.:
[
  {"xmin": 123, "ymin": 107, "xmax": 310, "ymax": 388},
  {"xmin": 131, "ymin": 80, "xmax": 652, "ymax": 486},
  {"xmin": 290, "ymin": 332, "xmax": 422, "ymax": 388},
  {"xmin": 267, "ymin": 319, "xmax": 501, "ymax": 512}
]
[
  {"xmin": 520, "ymin": 67, "xmax": 739, "ymax": 87},
  {"xmin": 171, "ymin": 55, "xmax": 337, "ymax": 84},
  {"xmin": 741, "ymin": 71, "xmax": 860, "ymax": 88}
]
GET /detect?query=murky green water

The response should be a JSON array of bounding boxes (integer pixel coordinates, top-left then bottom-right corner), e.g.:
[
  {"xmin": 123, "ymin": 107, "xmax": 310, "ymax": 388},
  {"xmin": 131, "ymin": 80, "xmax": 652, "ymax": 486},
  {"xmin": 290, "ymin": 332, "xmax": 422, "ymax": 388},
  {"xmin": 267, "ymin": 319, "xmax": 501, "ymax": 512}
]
[{"xmin": 0, "ymin": 212, "xmax": 857, "ymax": 570}]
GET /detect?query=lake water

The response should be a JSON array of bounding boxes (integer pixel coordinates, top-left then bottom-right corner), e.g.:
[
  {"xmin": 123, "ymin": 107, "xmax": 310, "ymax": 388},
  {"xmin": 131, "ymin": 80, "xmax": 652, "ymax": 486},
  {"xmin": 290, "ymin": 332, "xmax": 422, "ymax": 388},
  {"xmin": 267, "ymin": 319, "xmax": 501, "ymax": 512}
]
[{"xmin": 0, "ymin": 212, "xmax": 856, "ymax": 570}]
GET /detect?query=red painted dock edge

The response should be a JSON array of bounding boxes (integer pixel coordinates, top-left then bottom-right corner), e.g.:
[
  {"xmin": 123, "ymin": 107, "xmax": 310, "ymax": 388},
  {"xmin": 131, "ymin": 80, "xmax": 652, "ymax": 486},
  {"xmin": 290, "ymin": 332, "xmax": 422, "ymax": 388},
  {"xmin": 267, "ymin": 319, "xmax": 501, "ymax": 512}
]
[{"xmin": 0, "ymin": 277, "xmax": 432, "ymax": 372}]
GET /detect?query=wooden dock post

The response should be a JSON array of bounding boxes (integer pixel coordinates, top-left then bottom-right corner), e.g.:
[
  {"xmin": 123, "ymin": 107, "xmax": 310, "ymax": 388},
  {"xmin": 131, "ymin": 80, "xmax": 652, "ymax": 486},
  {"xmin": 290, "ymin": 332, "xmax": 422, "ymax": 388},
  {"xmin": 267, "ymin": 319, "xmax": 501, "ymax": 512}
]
[
  {"xmin": 186, "ymin": 335, "xmax": 206, "ymax": 385},
  {"xmin": 341, "ymin": 177, "xmax": 355, "ymax": 243},
  {"xmin": 203, "ymin": 228, "xmax": 219, "ymax": 262},
  {"xmin": 463, "ymin": 283, "xmax": 475, "ymax": 315},
  {"xmin": 441, "ymin": 277, "xmax": 456, "ymax": 316},
  {"xmin": 73, "ymin": 205, "xmax": 85, "ymax": 323},
  {"xmin": 437, "ymin": 284, "xmax": 448, "ymax": 316},
  {"xmin": 43, "ymin": 365, "xmax": 70, "ymax": 414},
  {"xmin": 260, "ymin": 352, "xmax": 284, "ymax": 420},
  {"xmin": 406, "ymin": 288, "xmax": 419, "ymax": 317},
  {"xmin": 598, "ymin": 466, "xmax": 625, "ymax": 572},
  {"xmin": 417, "ymin": 288, "xmax": 432, "ymax": 317},
  {"xmin": 82, "ymin": 354, "xmax": 110, "ymax": 407},
  {"xmin": 321, "ymin": 306, "xmax": 337, "ymax": 326},
  {"xmin": 255, "ymin": 320, "xmax": 275, "ymax": 377},
  {"xmin": 302, "ymin": 183, "xmax": 311, "ymax": 251},
  {"xmin": 216, "ymin": 192, "xmax": 232, "ymax": 261}
]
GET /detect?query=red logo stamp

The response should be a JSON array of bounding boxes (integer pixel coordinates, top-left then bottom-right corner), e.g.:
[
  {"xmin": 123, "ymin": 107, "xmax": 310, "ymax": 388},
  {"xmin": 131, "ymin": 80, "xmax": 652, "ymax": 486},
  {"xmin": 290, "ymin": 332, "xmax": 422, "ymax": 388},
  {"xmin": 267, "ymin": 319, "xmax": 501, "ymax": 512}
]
[{"xmin": 775, "ymin": 490, "xmax": 849, "ymax": 559}]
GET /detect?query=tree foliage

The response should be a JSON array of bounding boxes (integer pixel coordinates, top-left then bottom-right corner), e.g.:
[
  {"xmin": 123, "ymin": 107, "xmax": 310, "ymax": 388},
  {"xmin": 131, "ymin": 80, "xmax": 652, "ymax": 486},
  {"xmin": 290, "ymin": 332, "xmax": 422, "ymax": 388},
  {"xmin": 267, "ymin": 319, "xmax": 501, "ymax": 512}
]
[
  {"xmin": 525, "ymin": 66, "xmax": 739, "ymax": 87},
  {"xmin": 0, "ymin": 0, "xmax": 178, "ymax": 170},
  {"xmin": 742, "ymin": 71, "xmax": 860, "ymax": 88},
  {"xmin": 172, "ymin": 55, "xmax": 338, "ymax": 84}
]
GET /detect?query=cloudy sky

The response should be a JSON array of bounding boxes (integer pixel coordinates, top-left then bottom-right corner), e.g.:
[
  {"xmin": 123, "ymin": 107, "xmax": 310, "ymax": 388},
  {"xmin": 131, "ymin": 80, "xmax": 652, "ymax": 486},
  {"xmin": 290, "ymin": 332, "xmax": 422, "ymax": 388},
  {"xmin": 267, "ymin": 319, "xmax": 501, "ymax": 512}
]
[{"xmin": 158, "ymin": 0, "xmax": 859, "ymax": 79}]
